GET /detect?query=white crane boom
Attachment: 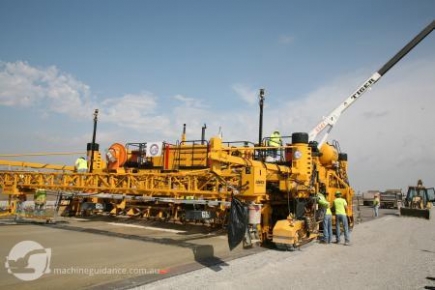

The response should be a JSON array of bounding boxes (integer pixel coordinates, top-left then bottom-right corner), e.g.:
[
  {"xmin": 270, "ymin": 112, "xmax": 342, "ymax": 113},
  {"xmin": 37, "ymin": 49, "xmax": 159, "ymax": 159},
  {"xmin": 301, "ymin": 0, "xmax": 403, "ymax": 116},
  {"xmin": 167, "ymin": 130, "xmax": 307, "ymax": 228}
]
[{"xmin": 309, "ymin": 20, "xmax": 435, "ymax": 147}]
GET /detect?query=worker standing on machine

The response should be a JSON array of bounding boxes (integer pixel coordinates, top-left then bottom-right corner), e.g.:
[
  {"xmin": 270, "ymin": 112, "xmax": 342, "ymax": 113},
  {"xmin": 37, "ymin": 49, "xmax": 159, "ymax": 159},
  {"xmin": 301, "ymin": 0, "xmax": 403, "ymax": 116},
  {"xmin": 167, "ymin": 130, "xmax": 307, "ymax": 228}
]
[
  {"xmin": 75, "ymin": 157, "xmax": 88, "ymax": 173},
  {"xmin": 333, "ymin": 191, "xmax": 350, "ymax": 245},
  {"xmin": 269, "ymin": 130, "xmax": 282, "ymax": 161}
]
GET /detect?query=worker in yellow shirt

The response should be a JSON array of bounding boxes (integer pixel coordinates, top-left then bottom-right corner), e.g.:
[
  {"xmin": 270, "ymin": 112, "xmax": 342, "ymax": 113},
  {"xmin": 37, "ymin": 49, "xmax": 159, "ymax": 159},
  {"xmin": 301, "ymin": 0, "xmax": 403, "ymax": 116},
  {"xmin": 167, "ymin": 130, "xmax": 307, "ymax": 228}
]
[
  {"xmin": 34, "ymin": 188, "xmax": 47, "ymax": 215},
  {"xmin": 317, "ymin": 191, "xmax": 332, "ymax": 244},
  {"xmin": 75, "ymin": 157, "xmax": 88, "ymax": 173},
  {"xmin": 269, "ymin": 130, "xmax": 282, "ymax": 161},
  {"xmin": 333, "ymin": 191, "xmax": 350, "ymax": 245},
  {"xmin": 373, "ymin": 193, "xmax": 380, "ymax": 217}
]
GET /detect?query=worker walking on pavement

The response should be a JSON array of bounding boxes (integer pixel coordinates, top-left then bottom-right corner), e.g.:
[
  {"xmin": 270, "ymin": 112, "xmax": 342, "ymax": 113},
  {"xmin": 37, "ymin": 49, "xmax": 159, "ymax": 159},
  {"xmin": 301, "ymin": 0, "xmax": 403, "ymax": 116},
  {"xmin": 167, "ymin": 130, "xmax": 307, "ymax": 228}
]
[
  {"xmin": 317, "ymin": 190, "xmax": 333, "ymax": 244},
  {"xmin": 75, "ymin": 157, "xmax": 88, "ymax": 173},
  {"xmin": 269, "ymin": 130, "xmax": 282, "ymax": 161},
  {"xmin": 333, "ymin": 191, "xmax": 350, "ymax": 245}
]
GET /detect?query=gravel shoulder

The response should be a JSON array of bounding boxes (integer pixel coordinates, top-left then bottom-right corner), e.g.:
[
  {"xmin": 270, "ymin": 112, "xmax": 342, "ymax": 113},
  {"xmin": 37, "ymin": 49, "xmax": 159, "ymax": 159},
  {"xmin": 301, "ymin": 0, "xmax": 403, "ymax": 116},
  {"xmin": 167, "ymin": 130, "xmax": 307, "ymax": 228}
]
[{"xmin": 139, "ymin": 210, "xmax": 435, "ymax": 290}]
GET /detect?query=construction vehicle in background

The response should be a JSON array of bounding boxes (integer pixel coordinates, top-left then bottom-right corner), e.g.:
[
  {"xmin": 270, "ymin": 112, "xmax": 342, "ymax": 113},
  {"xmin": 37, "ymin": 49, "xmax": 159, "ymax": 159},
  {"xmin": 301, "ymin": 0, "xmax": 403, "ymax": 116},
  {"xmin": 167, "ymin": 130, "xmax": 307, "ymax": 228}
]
[
  {"xmin": 380, "ymin": 189, "xmax": 403, "ymax": 209},
  {"xmin": 0, "ymin": 20, "xmax": 434, "ymax": 250},
  {"xmin": 362, "ymin": 190, "xmax": 380, "ymax": 206},
  {"xmin": 400, "ymin": 180, "xmax": 435, "ymax": 219}
]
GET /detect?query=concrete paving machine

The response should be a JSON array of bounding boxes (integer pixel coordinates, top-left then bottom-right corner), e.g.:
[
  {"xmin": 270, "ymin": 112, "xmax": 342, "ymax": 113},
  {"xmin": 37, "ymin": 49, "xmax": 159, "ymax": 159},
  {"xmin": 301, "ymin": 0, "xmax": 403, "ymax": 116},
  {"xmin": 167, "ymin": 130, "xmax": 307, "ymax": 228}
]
[
  {"xmin": 1, "ymin": 20, "xmax": 434, "ymax": 251},
  {"xmin": 400, "ymin": 180, "xmax": 435, "ymax": 219}
]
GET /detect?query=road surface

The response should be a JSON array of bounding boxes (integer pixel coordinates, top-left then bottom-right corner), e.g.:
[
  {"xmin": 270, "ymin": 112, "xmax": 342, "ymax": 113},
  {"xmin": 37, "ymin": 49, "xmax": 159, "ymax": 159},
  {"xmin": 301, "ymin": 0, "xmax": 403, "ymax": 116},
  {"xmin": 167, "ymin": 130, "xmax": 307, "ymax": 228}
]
[
  {"xmin": 0, "ymin": 202, "xmax": 411, "ymax": 290},
  {"xmin": 141, "ymin": 209, "xmax": 435, "ymax": 290}
]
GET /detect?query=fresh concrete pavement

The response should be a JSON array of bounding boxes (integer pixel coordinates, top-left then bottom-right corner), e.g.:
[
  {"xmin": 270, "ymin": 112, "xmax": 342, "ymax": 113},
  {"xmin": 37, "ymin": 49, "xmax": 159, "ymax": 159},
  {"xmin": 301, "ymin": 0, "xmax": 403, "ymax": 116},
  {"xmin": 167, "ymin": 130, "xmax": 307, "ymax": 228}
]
[{"xmin": 1, "ymin": 217, "xmax": 261, "ymax": 289}]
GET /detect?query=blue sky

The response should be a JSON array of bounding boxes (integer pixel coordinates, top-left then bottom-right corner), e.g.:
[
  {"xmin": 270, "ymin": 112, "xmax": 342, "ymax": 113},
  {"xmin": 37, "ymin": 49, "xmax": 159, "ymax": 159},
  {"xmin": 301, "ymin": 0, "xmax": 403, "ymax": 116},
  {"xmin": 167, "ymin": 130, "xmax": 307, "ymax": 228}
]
[{"xmin": 1, "ymin": 1, "xmax": 435, "ymax": 192}]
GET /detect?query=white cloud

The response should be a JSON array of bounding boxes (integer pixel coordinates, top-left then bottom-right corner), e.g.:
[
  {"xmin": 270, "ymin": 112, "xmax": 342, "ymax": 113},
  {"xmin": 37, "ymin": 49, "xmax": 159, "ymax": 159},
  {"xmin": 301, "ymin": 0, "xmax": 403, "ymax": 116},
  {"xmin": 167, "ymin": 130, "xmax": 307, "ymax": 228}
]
[
  {"xmin": 232, "ymin": 83, "xmax": 258, "ymax": 105},
  {"xmin": 99, "ymin": 92, "xmax": 173, "ymax": 135},
  {"xmin": 0, "ymin": 61, "xmax": 44, "ymax": 106},
  {"xmin": 173, "ymin": 94, "xmax": 206, "ymax": 108},
  {"xmin": 0, "ymin": 62, "xmax": 174, "ymax": 134},
  {"xmin": 0, "ymin": 61, "xmax": 92, "ymax": 117}
]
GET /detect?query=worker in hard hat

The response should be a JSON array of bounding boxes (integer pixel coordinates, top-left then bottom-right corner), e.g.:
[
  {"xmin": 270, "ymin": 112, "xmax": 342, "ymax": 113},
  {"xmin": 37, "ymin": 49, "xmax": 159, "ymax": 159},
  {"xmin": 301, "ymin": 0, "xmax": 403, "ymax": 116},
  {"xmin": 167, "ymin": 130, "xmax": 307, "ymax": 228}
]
[
  {"xmin": 75, "ymin": 157, "xmax": 88, "ymax": 173},
  {"xmin": 333, "ymin": 191, "xmax": 350, "ymax": 245},
  {"xmin": 269, "ymin": 130, "xmax": 282, "ymax": 161},
  {"xmin": 317, "ymin": 189, "xmax": 332, "ymax": 244}
]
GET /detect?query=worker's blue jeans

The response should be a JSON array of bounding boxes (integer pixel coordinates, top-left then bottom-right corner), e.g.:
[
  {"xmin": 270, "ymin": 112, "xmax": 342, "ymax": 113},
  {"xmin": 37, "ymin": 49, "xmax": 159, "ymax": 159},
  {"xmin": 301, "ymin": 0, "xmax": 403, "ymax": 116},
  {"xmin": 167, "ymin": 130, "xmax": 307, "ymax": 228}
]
[
  {"xmin": 374, "ymin": 205, "xmax": 380, "ymax": 217},
  {"xmin": 323, "ymin": 214, "xmax": 333, "ymax": 243},
  {"xmin": 335, "ymin": 214, "xmax": 350, "ymax": 243}
]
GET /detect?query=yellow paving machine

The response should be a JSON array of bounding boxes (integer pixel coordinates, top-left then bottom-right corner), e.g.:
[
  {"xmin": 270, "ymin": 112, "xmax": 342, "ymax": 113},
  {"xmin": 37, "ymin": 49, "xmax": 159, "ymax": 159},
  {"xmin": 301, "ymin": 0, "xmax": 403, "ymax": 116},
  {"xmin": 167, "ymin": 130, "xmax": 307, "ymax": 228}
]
[{"xmin": 1, "ymin": 20, "xmax": 434, "ymax": 250}]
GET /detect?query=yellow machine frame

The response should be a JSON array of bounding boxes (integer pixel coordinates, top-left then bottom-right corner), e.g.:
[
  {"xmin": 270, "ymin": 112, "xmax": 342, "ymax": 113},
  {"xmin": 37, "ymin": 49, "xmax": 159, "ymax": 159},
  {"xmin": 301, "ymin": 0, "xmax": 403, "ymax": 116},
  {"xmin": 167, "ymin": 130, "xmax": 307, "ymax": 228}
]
[{"xmin": 0, "ymin": 132, "xmax": 354, "ymax": 249}]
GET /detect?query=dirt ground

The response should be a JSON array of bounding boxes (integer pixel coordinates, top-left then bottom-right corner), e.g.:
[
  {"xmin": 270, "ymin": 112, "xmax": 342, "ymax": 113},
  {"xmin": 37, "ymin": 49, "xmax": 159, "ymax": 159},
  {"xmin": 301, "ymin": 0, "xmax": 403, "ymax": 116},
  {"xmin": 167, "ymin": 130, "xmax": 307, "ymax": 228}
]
[{"xmin": 138, "ymin": 207, "xmax": 435, "ymax": 290}]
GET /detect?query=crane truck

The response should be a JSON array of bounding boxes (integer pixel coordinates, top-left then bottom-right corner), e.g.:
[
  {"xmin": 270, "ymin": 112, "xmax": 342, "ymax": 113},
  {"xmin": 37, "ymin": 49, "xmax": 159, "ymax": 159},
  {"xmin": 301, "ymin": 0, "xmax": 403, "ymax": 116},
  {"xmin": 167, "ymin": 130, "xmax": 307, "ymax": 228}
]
[{"xmin": 0, "ymin": 20, "xmax": 434, "ymax": 250}]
